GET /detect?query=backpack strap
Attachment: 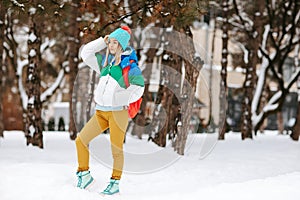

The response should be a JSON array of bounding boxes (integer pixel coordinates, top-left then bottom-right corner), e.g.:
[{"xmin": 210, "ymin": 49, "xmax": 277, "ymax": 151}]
[{"xmin": 122, "ymin": 60, "xmax": 135, "ymax": 88}]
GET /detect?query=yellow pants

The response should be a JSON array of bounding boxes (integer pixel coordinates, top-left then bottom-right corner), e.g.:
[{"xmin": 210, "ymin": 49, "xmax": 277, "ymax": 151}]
[{"xmin": 75, "ymin": 109, "xmax": 128, "ymax": 180}]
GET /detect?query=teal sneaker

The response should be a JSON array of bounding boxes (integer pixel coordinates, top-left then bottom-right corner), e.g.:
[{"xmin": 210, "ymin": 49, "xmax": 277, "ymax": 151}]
[
  {"xmin": 76, "ymin": 171, "xmax": 94, "ymax": 189},
  {"xmin": 101, "ymin": 179, "xmax": 120, "ymax": 195}
]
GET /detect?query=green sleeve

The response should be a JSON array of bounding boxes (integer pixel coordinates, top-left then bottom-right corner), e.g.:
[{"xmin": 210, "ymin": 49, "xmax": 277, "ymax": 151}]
[{"xmin": 95, "ymin": 53, "xmax": 103, "ymax": 71}]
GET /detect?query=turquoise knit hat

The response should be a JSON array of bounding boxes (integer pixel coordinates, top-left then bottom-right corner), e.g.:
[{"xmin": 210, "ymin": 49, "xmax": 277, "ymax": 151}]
[{"xmin": 109, "ymin": 26, "xmax": 131, "ymax": 50}]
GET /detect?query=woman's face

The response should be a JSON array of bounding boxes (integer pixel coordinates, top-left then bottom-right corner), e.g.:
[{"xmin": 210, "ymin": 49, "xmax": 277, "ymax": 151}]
[{"xmin": 108, "ymin": 38, "xmax": 119, "ymax": 54}]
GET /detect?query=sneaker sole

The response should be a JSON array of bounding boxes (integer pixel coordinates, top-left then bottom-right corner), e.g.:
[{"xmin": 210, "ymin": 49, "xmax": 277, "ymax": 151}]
[{"xmin": 100, "ymin": 192, "xmax": 120, "ymax": 196}]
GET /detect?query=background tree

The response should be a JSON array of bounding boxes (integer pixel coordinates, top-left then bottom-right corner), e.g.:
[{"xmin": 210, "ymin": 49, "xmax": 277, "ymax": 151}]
[
  {"xmin": 218, "ymin": 0, "xmax": 229, "ymax": 140},
  {"xmin": 142, "ymin": 1, "xmax": 206, "ymax": 154},
  {"xmin": 25, "ymin": 0, "xmax": 44, "ymax": 147},
  {"xmin": 2, "ymin": 3, "xmax": 26, "ymax": 132},
  {"xmin": 225, "ymin": 0, "xmax": 300, "ymax": 138},
  {"xmin": 0, "ymin": 0, "xmax": 7, "ymax": 137},
  {"xmin": 68, "ymin": 0, "xmax": 81, "ymax": 140},
  {"xmin": 251, "ymin": 0, "xmax": 300, "ymax": 133},
  {"xmin": 0, "ymin": 1, "xmax": 68, "ymax": 147},
  {"xmin": 231, "ymin": 0, "xmax": 265, "ymax": 139},
  {"xmin": 290, "ymin": 44, "xmax": 300, "ymax": 141}
]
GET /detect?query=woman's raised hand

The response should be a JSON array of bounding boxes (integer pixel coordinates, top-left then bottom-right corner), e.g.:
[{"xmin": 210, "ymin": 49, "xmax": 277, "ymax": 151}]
[{"xmin": 104, "ymin": 35, "xmax": 109, "ymax": 45}]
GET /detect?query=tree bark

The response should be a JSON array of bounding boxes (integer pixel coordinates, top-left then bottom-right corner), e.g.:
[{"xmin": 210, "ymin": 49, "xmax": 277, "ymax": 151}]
[
  {"xmin": 175, "ymin": 28, "xmax": 202, "ymax": 155},
  {"xmin": 241, "ymin": 60, "xmax": 254, "ymax": 140},
  {"xmin": 238, "ymin": 0, "xmax": 264, "ymax": 139},
  {"xmin": 277, "ymin": 109, "xmax": 284, "ymax": 134},
  {"xmin": 291, "ymin": 101, "xmax": 300, "ymax": 141},
  {"xmin": 68, "ymin": 0, "xmax": 80, "ymax": 140},
  {"xmin": 149, "ymin": 63, "xmax": 168, "ymax": 147},
  {"xmin": 131, "ymin": 46, "xmax": 155, "ymax": 140},
  {"xmin": 0, "ymin": 0, "xmax": 5, "ymax": 137},
  {"xmin": 25, "ymin": 2, "xmax": 43, "ymax": 148},
  {"xmin": 86, "ymin": 70, "xmax": 96, "ymax": 122},
  {"xmin": 218, "ymin": 0, "xmax": 229, "ymax": 140}
]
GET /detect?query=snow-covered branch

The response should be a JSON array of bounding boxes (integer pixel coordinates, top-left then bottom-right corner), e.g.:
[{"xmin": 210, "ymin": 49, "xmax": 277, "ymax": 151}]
[
  {"xmin": 251, "ymin": 52, "xmax": 276, "ymax": 126},
  {"xmin": 294, "ymin": 43, "xmax": 299, "ymax": 68},
  {"xmin": 252, "ymin": 90, "xmax": 282, "ymax": 128},
  {"xmin": 17, "ymin": 58, "xmax": 29, "ymax": 110},
  {"xmin": 10, "ymin": 0, "xmax": 25, "ymax": 11},
  {"xmin": 285, "ymin": 67, "xmax": 300, "ymax": 90},
  {"xmin": 252, "ymin": 60, "xmax": 300, "ymax": 128},
  {"xmin": 236, "ymin": 42, "xmax": 249, "ymax": 64},
  {"xmin": 228, "ymin": 18, "xmax": 244, "ymax": 30},
  {"xmin": 40, "ymin": 38, "xmax": 55, "ymax": 53},
  {"xmin": 258, "ymin": 25, "xmax": 270, "ymax": 58},
  {"xmin": 123, "ymin": 0, "xmax": 133, "ymax": 24},
  {"xmin": 232, "ymin": 0, "xmax": 253, "ymax": 32},
  {"xmin": 40, "ymin": 68, "xmax": 64, "ymax": 102}
]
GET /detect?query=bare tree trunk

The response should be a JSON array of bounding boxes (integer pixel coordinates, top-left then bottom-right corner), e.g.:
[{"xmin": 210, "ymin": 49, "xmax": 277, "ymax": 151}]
[
  {"xmin": 131, "ymin": 49, "xmax": 154, "ymax": 139},
  {"xmin": 175, "ymin": 80, "xmax": 194, "ymax": 155},
  {"xmin": 208, "ymin": 6, "xmax": 216, "ymax": 132},
  {"xmin": 240, "ymin": 0, "xmax": 264, "ymax": 139},
  {"xmin": 86, "ymin": 70, "xmax": 96, "ymax": 121},
  {"xmin": 131, "ymin": 69, "xmax": 151, "ymax": 139},
  {"xmin": 258, "ymin": 83, "xmax": 270, "ymax": 133},
  {"xmin": 241, "ymin": 61, "xmax": 254, "ymax": 140},
  {"xmin": 218, "ymin": 0, "xmax": 229, "ymax": 140},
  {"xmin": 0, "ymin": 1, "xmax": 5, "ymax": 137},
  {"xmin": 291, "ymin": 101, "xmax": 300, "ymax": 141},
  {"xmin": 149, "ymin": 64, "xmax": 168, "ymax": 147},
  {"xmin": 147, "ymin": 28, "xmax": 169, "ymax": 147},
  {"xmin": 277, "ymin": 109, "xmax": 284, "ymax": 134},
  {"xmin": 149, "ymin": 29, "xmax": 182, "ymax": 147},
  {"xmin": 69, "ymin": 0, "xmax": 80, "ymax": 140},
  {"xmin": 175, "ymin": 28, "xmax": 202, "ymax": 155},
  {"xmin": 25, "ymin": 3, "xmax": 43, "ymax": 148},
  {"xmin": 290, "ymin": 44, "xmax": 300, "ymax": 141},
  {"xmin": 3, "ymin": 10, "xmax": 26, "ymax": 131}
]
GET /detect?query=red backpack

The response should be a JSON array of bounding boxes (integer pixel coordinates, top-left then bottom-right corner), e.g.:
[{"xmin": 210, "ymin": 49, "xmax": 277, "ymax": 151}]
[{"xmin": 122, "ymin": 63, "xmax": 143, "ymax": 118}]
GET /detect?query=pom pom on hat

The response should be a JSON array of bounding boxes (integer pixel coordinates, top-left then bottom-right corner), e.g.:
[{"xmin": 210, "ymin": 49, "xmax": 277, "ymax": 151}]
[
  {"xmin": 109, "ymin": 26, "xmax": 131, "ymax": 50},
  {"xmin": 121, "ymin": 25, "xmax": 131, "ymax": 34}
]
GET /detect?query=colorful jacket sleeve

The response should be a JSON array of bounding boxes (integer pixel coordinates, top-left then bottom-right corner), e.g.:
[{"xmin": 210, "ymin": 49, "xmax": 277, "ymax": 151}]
[{"xmin": 80, "ymin": 37, "xmax": 107, "ymax": 74}]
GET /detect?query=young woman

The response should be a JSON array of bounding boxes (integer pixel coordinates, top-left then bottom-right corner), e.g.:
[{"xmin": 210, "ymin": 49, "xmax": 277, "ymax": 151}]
[{"xmin": 75, "ymin": 26, "xmax": 144, "ymax": 195}]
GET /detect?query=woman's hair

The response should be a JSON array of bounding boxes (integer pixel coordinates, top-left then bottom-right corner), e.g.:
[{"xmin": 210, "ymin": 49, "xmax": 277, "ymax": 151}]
[{"xmin": 103, "ymin": 43, "xmax": 123, "ymax": 67}]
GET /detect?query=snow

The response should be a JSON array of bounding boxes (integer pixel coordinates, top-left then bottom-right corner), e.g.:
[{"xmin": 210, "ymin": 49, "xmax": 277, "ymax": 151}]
[
  {"xmin": 295, "ymin": 10, "xmax": 300, "ymax": 26},
  {"xmin": 29, "ymin": 7, "xmax": 37, "ymax": 15},
  {"xmin": 29, "ymin": 49, "xmax": 36, "ymax": 57},
  {"xmin": 29, "ymin": 125, "xmax": 35, "ymax": 135},
  {"xmin": 251, "ymin": 51, "xmax": 276, "ymax": 127},
  {"xmin": 11, "ymin": 0, "xmax": 25, "ymax": 9},
  {"xmin": 123, "ymin": 0, "xmax": 132, "ymax": 24},
  {"xmin": 40, "ymin": 38, "xmax": 56, "ymax": 53},
  {"xmin": 28, "ymin": 96, "xmax": 35, "ymax": 104},
  {"xmin": 0, "ymin": 131, "xmax": 299, "ymax": 200},
  {"xmin": 29, "ymin": 32, "xmax": 37, "ymax": 43},
  {"xmin": 38, "ymin": 4, "xmax": 45, "ymax": 10},
  {"xmin": 237, "ymin": 42, "xmax": 248, "ymax": 64},
  {"xmin": 166, "ymin": 26, "xmax": 173, "ymax": 32}
]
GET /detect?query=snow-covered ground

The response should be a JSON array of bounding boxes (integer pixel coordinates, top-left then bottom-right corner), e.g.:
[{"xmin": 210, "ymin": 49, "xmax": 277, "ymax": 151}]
[{"xmin": 0, "ymin": 131, "xmax": 300, "ymax": 200}]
